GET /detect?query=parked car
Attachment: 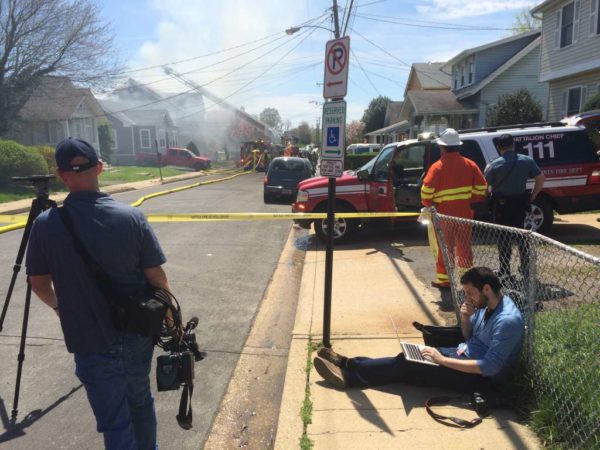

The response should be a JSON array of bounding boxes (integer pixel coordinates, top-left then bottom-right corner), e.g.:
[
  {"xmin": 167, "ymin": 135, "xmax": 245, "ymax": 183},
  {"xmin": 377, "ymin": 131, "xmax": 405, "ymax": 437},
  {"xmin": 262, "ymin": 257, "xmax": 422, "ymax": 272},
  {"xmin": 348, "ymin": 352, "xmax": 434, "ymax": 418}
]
[
  {"xmin": 345, "ymin": 143, "xmax": 381, "ymax": 155},
  {"xmin": 264, "ymin": 157, "xmax": 313, "ymax": 204},
  {"xmin": 293, "ymin": 123, "xmax": 600, "ymax": 242},
  {"xmin": 136, "ymin": 147, "xmax": 211, "ymax": 170}
]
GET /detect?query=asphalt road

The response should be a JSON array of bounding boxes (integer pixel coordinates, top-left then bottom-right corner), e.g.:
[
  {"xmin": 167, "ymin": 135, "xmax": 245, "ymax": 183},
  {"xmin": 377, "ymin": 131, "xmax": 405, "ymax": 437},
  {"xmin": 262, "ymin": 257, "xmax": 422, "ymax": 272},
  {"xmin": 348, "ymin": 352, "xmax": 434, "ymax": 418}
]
[{"xmin": 0, "ymin": 172, "xmax": 294, "ymax": 449}]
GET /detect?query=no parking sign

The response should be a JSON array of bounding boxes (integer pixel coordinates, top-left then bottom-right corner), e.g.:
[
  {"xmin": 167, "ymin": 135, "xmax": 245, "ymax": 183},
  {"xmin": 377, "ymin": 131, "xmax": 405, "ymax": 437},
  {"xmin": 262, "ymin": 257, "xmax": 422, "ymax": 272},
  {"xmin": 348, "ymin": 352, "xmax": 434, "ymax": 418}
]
[{"xmin": 323, "ymin": 36, "xmax": 349, "ymax": 99}]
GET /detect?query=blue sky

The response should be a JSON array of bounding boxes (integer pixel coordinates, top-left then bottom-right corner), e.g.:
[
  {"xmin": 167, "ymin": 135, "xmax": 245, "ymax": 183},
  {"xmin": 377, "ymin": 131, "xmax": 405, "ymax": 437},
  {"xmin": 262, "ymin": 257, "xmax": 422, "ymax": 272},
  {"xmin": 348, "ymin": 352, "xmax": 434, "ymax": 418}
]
[{"xmin": 99, "ymin": 0, "xmax": 536, "ymax": 126}]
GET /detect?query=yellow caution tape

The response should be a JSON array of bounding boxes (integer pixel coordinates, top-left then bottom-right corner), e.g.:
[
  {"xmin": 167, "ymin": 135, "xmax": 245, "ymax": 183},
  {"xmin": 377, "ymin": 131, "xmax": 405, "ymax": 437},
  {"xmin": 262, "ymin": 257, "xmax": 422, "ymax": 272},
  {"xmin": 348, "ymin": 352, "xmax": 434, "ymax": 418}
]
[
  {"xmin": 0, "ymin": 214, "xmax": 28, "ymax": 224},
  {"xmin": 146, "ymin": 212, "xmax": 420, "ymax": 222}
]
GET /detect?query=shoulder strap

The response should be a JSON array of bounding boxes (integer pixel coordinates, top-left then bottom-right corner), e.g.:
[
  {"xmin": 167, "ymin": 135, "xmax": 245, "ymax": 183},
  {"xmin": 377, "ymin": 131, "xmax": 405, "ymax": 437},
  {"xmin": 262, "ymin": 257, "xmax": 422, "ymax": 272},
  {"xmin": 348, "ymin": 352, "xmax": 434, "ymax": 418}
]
[
  {"xmin": 57, "ymin": 206, "xmax": 121, "ymax": 304},
  {"xmin": 425, "ymin": 396, "xmax": 483, "ymax": 428},
  {"xmin": 176, "ymin": 383, "xmax": 193, "ymax": 429},
  {"xmin": 491, "ymin": 155, "xmax": 519, "ymax": 193}
]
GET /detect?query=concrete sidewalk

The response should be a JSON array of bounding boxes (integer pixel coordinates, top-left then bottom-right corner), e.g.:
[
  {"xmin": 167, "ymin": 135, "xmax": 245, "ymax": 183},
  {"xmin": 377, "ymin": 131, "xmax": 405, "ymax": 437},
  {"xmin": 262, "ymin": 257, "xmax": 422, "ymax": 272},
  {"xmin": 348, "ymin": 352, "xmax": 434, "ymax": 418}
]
[{"xmin": 274, "ymin": 239, "xmax": 540, "ymax": 449}]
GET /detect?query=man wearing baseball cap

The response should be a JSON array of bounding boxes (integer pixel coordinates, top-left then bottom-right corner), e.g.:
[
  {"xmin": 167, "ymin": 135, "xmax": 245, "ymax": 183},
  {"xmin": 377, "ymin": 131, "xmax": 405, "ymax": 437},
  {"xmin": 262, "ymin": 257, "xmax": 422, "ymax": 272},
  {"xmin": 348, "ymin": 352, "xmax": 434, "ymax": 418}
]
[
  {"xmin": 26, "ymin": 137, "xmax": 171, "ymax": 449},
  {"xmin": 420, "ymin": 129, "xmax": 487, "ymax": 289}
]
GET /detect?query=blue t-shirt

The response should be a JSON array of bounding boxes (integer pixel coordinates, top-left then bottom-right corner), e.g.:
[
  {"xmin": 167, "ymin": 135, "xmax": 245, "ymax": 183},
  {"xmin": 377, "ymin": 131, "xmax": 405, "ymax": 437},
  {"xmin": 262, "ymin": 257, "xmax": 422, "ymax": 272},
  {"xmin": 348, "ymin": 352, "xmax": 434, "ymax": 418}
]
[
  {"xmin": 26, "ymin": 191, "xmax": 166, "ymax": 354},
  {"xmin": 484, "ymin": 151, "xmax": 541, "ymax": 196},
  {"xmin": 438, "ymin": 295, "xmax": 524, "ymax": 381}
]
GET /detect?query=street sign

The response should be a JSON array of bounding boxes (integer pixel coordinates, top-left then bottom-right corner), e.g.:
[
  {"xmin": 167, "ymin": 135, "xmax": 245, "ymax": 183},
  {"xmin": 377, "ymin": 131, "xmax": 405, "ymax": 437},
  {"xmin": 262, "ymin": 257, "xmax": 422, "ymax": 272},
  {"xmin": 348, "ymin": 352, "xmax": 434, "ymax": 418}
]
[
  {"xmin": 320, "ymin": 100, "xmax": 346, "ymax": 177},
  {"xmin": 323, "ymin": 36, "xmax": 350, "ymax": 99}
]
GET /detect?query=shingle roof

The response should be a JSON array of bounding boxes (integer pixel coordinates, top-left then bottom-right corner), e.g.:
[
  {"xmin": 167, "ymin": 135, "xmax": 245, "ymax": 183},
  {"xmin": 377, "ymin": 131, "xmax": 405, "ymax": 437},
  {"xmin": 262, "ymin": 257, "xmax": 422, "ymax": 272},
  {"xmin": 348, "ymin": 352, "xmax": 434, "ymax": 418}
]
[
  {"xmin": 407, "ymin": 91, "xmax": 478, "ymax": 115},
  {"xmin": 125, "ymin": 110, "xmax": 174, "ymax": 126},
  {"xmin": 383, "ymin": 101, "xmax": 404, "ymax": 126},
  {"xmin": 412, "ymin": 63, "xmax": 451, "ymax": 90},
  {"xmin": 19, "ymin": 77, "xmax": 102, "ymax": 121}
]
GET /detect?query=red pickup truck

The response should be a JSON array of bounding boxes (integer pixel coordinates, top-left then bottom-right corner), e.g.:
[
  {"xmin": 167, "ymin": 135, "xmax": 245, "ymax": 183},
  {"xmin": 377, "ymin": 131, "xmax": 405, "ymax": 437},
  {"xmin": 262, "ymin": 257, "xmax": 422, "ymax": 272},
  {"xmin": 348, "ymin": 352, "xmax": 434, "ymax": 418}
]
[{"xmin": 136, "ymin": 147, "xmax": 211, "ymax": 170}]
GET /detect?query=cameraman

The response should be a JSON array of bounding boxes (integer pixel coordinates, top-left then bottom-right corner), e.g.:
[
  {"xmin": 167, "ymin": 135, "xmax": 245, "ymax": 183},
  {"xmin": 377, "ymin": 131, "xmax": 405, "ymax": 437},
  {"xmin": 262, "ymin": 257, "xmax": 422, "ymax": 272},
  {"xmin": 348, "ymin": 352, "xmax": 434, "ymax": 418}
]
[{"xmin": 26, "ymin": 138, "xmax": 171, "ymax": 450}]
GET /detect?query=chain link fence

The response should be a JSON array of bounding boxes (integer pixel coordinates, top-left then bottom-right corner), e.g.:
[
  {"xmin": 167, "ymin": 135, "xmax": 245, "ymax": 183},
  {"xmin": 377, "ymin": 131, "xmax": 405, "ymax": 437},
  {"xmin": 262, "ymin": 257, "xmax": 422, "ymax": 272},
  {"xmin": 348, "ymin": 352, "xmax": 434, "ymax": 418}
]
[{"xmin": 431, "ymin": 210, "xmax": 600, "ymax": 449}]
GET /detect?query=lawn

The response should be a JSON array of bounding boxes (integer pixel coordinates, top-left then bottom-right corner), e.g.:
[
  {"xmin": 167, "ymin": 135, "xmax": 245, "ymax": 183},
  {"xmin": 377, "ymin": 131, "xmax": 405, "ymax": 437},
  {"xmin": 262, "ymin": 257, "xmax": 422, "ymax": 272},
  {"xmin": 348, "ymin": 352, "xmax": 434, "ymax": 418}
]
[{"xmin": 0, "ymin": 166, "xmax": 191, "ymax": 203}]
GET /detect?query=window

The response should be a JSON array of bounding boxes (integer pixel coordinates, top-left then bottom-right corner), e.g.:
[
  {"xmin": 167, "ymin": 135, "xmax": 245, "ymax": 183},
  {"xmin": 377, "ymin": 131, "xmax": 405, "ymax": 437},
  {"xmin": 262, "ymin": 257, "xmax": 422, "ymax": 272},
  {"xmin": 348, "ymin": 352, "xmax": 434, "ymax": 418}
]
[
  {"xmin": 468, "ymin": 61, "xmax": 474, "ymax": 84},
  {"xmin": 513, "ymin": 130, "xmax": 599, "ymax": 166},
  {"xmin": 567, "ymin": 87, "xmax": 582, "ymax": 116},
  {"xmin": 591, "ymin": 0, "xmax": 600, "ymax": 35},
  {"xmin": 561, "ymin": 2, "xmax": 574, "ymax": 47},
  {"xmin": 460, "ymin": 64, "xmax": 465, "ymax": 86},
  {"xmin": 460, "ymin": 140, "xmax": 487, "ymax": 171},
  {"xmin": 111, "ymin": 129, "xmax": 117, "ymax": 150},
  {"xmin": 139, "ymin": 129, "xmax": 151, "ymax": 148},
  {"xmin": 453, "ymin": 67, "xmax": 458, "ymax": 89},
  {"xmin": 372, "ymin": 146, "xmax": 395, "ymax": 182}
]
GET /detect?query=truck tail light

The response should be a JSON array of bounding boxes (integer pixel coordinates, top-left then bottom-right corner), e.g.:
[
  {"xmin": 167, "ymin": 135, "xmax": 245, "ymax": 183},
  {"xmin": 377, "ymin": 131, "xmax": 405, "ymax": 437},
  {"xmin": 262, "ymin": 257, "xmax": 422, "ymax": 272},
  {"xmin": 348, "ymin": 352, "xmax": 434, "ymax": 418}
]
[{"xmin": 589, "ymin": 169, "xmax": 600, "ymax": 185}]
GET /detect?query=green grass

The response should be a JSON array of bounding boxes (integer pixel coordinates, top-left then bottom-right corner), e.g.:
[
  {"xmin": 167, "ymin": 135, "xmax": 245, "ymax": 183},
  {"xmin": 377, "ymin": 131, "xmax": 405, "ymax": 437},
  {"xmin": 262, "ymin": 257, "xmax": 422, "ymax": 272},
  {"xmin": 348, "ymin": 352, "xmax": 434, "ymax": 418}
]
[
  {"xmin": 526, "ymin": 303, "xmax": 600, "ymax": 449},
  {"xmin": 299, "ymin": 338, "xmax": 321, "ymax": 450},
  {"xmin": 99, "ymin": 166, "xmax": 184, "ymax": 184},
  {"xmin": 0, "ymin": 183, "xmax": 66, "ymax": 203}
]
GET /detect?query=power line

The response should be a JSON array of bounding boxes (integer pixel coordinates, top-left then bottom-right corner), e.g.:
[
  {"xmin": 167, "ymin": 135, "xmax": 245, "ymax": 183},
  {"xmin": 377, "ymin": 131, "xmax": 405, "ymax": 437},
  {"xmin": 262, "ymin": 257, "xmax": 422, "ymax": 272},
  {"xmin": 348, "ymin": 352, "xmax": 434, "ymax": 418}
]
[
  {"xmin": 355, "ymin": 13, "xmax": 513, "ymax": 31},
  {"xmin": 350, "ymin": 48, "xmax": 380, "ymax": 96}
]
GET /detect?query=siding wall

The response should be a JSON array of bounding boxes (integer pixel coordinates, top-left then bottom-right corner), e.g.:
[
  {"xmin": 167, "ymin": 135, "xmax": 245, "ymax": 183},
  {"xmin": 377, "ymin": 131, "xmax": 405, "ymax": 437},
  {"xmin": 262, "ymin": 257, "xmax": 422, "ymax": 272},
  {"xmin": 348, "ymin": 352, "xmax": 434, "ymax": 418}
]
[
  {"xmin": 479, "ymin": 46, "xmax": 549, "ymax": 126},
  {"xmin": 453, "ymin": 34, "xmax": 539, "ymax": 95},
  {"xmin": 107, "ymin": 116, "xmax": 135, "ymax": 165},
  {"xmin": 539, "ymin": 0, "xmax": 600, "ymax": 79},
  {"xmin": 547, "ymin": 69, "xmax": 600, "ymax": 119}
]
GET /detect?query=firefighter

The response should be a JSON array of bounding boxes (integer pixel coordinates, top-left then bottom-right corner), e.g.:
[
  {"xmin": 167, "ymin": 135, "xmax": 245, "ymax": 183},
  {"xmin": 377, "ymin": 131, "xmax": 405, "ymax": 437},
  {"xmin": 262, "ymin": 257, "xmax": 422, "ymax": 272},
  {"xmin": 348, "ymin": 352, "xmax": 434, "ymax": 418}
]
[{"xmin": 421, "ymin": 129, "xmax": 487, "ymax": 289}]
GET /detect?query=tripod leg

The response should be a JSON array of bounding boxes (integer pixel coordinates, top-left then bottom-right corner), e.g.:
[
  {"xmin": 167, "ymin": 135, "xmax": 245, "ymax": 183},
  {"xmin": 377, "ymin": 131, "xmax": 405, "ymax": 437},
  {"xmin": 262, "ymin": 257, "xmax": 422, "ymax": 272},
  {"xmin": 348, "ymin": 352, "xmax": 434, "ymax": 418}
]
[
  {"xmin": 0, "ymin": 198, "xmax": 41, "ymax": 332},
  {"xmin": 11, "ymin": 281, "xmax": 33, "ymax": 419}
]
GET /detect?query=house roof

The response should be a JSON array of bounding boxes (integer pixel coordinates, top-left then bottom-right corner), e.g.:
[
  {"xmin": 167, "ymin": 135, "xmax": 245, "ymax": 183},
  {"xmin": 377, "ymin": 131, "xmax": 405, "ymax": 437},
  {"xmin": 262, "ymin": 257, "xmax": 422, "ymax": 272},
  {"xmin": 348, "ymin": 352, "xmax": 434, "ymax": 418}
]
[
  {"xmin": 406, "ymin": 91, "xmax": 478, "ymax": 115},
  {"xmin": 364, "ymin": 120, "xmax": 410, "ymax": 136},
  {"xmin": 531, "ymin": 0, "xmax": 562, "ymax": 14},
  {"xmin": 125, "ymin": 110, "xmax": 175, "ymax": 127},
  {"xmin": 403, "ymin": 63, "xmax": 451, "ymax": 97},
  {"xmin": 455, "ymin": 37, "xmax": 541, "ymax": 100},
  {"xmin": 19, "ymin": 77, "xmax": 105, "ymax": 121},
  {"xmin": 442, "ymin": 30, "xmax": 540, "ymax": 69},
  {"xmin": 383, "ymin": 101, "xmax": 404, "ymax": 126}
]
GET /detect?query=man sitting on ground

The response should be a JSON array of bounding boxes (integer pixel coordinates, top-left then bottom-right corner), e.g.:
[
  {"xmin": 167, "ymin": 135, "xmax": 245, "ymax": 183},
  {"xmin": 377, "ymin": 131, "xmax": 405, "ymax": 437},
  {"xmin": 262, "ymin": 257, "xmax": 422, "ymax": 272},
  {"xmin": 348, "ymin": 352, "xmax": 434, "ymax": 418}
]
[{"xmin": 314, "ymin": 267, "xmax": 524, "ymax": 393}]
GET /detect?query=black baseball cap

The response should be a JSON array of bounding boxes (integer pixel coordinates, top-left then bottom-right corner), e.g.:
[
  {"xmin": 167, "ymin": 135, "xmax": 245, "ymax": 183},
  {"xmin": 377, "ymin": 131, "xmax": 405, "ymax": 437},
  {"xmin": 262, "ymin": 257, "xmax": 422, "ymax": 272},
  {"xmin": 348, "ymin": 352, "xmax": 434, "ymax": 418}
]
[
  {"xmin": 495, "ymin": 134, "xmax": 514, "ymax": 149},
  {"xmin": 55, "ymin": 137, "xmax": 99, "ymax": 172}
]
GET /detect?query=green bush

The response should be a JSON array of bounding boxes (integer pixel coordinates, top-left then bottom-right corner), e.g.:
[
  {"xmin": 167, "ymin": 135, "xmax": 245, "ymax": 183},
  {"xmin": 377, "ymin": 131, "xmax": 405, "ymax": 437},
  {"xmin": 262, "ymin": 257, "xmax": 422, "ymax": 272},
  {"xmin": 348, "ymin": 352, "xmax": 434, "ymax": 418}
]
[
  {"xmin": 31, "ymin": 145, "xmax": 57, "ymax": 174},
  {"xmin": 583, "ymin": 93, "xmax": 600, "ymax": 112},
  {"xmin": 0, "ymin": 140, "xmax": 49, "ymax": 187},
  {"xmin": 344, "ymin": 153, "xmax": 377, "ymax": 170}
]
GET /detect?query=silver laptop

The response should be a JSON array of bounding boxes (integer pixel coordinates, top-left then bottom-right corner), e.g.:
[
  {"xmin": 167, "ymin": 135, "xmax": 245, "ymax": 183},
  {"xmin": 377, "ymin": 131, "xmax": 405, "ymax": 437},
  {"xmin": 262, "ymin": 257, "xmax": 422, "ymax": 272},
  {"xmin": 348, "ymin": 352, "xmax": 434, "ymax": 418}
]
[{"xmin": 401, "ymin": 342, "xmax": 439, "ymax": 366}]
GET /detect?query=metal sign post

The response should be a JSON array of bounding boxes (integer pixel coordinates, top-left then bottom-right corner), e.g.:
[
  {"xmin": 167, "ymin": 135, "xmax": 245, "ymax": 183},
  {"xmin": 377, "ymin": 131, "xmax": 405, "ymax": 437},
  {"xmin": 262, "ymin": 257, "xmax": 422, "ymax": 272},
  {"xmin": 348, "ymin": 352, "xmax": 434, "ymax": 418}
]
[{"xmin": 321, "ymin": 4, "xmax": 347, "ymax": 347}]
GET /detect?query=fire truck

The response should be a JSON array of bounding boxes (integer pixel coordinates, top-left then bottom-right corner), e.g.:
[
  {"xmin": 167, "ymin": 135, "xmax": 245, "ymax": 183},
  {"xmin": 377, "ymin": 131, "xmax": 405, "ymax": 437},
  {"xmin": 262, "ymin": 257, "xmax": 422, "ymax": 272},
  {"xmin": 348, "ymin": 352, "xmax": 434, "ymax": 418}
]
[
  {"xmin": 292, "ymin": 123, "xmax": 600, "ymax": 243},
  {"xmin": 238, "ymin": 140, "xmax": 275, "ymax": 171}
]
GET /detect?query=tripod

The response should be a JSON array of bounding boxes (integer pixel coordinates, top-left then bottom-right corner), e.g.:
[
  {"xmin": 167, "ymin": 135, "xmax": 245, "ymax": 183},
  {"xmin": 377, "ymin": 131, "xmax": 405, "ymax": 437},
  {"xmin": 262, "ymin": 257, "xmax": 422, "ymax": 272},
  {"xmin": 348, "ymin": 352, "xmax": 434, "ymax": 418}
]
[{"xmin": 0, "ymin": 175, "xmax": 56, "ymax": 419}]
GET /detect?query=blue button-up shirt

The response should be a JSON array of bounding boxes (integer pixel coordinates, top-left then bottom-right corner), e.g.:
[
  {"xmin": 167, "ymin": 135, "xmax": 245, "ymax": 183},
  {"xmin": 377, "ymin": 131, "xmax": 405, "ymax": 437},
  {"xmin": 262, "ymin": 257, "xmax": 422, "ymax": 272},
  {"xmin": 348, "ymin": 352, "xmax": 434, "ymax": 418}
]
[
  {"xmin": 26, "ymin": 191, "xmax": 166, "ymax": 354},
  {"xmin": 484, "ymin": 151, "xmax": 541, "ymax": 196}
]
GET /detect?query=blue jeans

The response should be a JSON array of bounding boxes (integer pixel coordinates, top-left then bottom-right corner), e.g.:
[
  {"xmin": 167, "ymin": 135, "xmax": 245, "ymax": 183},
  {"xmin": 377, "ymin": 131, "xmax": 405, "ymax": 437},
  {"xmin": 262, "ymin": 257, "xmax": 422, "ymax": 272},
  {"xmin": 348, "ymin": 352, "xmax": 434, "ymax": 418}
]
[
  {"xmin": 74, "ymin": 333, "xmax": 156, "ymax": 450},
  {"xmin": 344, "ymin": 353, "xmax": 494, "ymax": 393}
]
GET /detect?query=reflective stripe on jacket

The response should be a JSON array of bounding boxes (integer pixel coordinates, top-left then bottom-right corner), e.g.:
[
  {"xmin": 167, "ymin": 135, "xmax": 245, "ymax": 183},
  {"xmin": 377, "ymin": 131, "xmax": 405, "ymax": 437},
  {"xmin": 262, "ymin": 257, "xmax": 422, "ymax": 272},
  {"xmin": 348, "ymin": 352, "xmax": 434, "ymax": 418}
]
[{"xmin": 420, "ymin": 152, "xmax": 487, "ymax": 218}]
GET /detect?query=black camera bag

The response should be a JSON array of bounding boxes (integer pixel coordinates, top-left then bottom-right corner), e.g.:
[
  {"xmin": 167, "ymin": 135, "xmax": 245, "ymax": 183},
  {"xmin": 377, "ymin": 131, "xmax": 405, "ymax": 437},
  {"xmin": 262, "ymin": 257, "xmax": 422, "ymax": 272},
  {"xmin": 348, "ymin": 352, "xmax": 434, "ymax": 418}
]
[
  {"xmin": 57, "ymin": 206, "xmax": 167, "ymax": 337},
  {"xmin": 412, "ymin": 321, "xmax": 463, "ymax": 348}
]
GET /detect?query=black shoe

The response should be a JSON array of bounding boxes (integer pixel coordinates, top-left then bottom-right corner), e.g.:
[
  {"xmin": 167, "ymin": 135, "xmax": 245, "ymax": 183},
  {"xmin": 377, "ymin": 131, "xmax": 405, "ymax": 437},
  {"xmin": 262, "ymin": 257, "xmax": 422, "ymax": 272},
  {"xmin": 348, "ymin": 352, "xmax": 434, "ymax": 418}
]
[
  {"xmin": 313, "ymin": 357, "xmax": 347, "ymax": 389},
  {"xmin": 317, "ymin": 347, "xmax": 347, "ymax": 368}
]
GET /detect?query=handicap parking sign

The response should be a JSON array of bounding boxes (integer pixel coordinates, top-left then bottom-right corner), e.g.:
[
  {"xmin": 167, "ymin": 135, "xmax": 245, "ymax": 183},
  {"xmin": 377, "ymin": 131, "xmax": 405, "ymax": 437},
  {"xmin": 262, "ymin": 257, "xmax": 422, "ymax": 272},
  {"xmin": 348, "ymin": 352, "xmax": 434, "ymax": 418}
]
[{"xmin": 326, "ymin": 126, "xmax": 340, "ymax": 147}]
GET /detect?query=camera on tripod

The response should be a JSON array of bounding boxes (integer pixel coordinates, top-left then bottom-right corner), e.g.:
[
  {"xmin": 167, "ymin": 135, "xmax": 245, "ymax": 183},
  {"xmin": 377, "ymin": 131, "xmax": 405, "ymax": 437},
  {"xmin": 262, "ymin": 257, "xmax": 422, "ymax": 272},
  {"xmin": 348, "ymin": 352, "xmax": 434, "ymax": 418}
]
[{"xmin": 156, "ymin": 316, "xmax": 206, "ymax": 392}]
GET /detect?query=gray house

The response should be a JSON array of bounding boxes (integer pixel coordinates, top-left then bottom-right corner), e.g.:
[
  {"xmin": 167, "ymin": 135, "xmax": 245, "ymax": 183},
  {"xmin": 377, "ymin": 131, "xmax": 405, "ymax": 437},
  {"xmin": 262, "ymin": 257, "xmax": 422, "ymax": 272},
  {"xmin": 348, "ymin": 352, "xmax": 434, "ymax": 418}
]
[
  {"xmin": 531, "ymin": 0, "xmax": 600, "ymax": 119},
  {"xmin": 364, "ymin": 101, "xmax": 406, "ymax": 144},
  {"xmin": 100, "ymin": 101, "xmax": 179, "ymax": 166},
  {"xmin": 398, "ymin": 31, "xmax": 548, "ymax": 137},
  {"xmin": 17, "ymin": 76, "xmax": 105, "ymax": 150}
]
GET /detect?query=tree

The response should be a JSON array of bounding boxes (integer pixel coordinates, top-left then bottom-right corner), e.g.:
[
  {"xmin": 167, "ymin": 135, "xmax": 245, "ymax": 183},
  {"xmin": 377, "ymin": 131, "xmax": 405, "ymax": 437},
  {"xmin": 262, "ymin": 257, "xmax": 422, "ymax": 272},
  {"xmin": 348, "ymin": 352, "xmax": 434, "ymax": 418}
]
[
  {"xmin": 295, "ymin": 121, "xmax": 312, "ymax": 145},
  {"xmin": 259, "ymin": 107, "xmax": 283, "ymax": 132},
  {"xmin": 486, "ymin": 89, "xmax": 543, "ymax": 127},
  {"xmin": 361, "ymin": 96, "xmax": 390, "ymax": 133},
  {"xmin": 511, "ymin": 8, "xmax": 541, "ymax": 34},
  {"xmin": 97, "ymin": 123, "xmax": 114, "ymax": 163},
  {"xmin": 346, "ymin": 120, "xmax": 366, "ymax": 145},
  {"xmin": 583, "ymin": 93, "xmax": 600, "ymax": 111},
  {"xmin": 0, "ymin": 0, "xmax": 120, "ymax": 137}
]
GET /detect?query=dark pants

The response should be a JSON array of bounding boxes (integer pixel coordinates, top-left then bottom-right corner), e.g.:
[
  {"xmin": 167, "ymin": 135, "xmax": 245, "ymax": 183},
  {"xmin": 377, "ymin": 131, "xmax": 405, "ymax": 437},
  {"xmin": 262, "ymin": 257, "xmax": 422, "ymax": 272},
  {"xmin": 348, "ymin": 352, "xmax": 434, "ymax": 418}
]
[
  {"xmin": 344, "ymin": 353, "xmax": 494, "ymax": 393},
  {"xmin": 75, "ymin": 333, "xmax": 156, "ymax": 450},
  {"xmin": 492, "ymin": 193, "xmax": 530, "ymax": 277}
]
